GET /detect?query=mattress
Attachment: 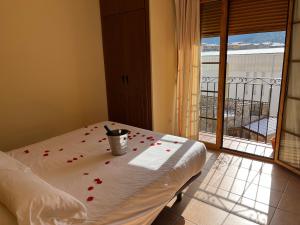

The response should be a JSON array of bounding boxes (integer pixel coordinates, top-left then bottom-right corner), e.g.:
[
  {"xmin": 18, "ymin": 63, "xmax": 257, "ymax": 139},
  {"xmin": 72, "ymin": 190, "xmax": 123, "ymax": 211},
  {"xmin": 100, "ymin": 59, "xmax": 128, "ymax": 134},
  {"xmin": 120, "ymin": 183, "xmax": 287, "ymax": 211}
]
[{"xmin": 2, "ymin": 121, "xmax": 206, "ymax": 225}]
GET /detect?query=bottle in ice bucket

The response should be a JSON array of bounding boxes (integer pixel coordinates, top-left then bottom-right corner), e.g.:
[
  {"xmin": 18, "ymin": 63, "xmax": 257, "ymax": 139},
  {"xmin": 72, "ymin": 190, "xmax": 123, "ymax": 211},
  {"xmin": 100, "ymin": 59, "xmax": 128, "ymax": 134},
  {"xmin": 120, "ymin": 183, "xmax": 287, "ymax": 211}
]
[{"xmin": 104, "ymin": 125, "xmax": 129, "ymax": 156}]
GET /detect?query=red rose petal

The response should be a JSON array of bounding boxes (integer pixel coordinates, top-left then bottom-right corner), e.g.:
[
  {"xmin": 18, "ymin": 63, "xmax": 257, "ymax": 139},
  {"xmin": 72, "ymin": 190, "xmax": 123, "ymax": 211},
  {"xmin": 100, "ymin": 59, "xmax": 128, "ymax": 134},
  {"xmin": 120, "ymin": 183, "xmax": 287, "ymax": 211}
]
[
  {"xmin": 86, "ymin": 196, "xmax": 94, "ymax": 202},
  {"xmin": 111, "ymin": 123, "xmax": 115, "ymax": 125},
  {"xmin": 150, "ymin": 143, "xmax": 155, "ymax": 146},
  {"xmin": 44, "ymin": 150, "xmax": 50, "ymax": 153},
  {"xmin": 73, "ymin": 157, "xmax": 78, "ymax": 160},
  {"xmin": 140, "ymin": 141, "xmax": 144, "ymax": 143},
  {"xmin": 67, "ymin": 160, "xmax": 73, "ymax": 163},
  {"xmin": 88, "ymin": 186, "xmax": 94, "ymax": 191},
  {"xmin": 166, "ymin": 149, "xmax": 171, "ymax": 152},
  {"xmin": 43, "ymin": 153, "xmax": 49, "ymax": 157},
  {"xmin": 85, "ymin": 132, "xmax": 90, "ymax": 136},
  {"xmin": 94, "ymin": 126, "xmax": 98, "ymax": 129},
  {"xmin": 59, "ymin": 148, "xmax": 63, "ymax": 151},
  {"xmin": 174, "ymin": 141, "xmax": 178, "ymax": 144},
  {"xmin": 80, "ymin": 155, "xmax": 84, "ymax": 158},
  {"xmin": 81, "ymin": 140, "xmax": 86, "ymax": 143},
  {"xmin": 105, "ymin": 161, "xmax": 110, "ymax": 165},
  {"xmin": 83, "ymin": 172, "xmax": 89, "ymax": 175},
  {"xmin": 142, "ymin": 135, "xmax": 146, "ymax": 137},
  {"xmin": 136, "ymin": 132, "xmax": 140, "ymax": 135},
  {"xmin": 24, "ymin": 150, "xmax": 30, "ymax": 154},
  {"xmin": 94, "ymin": 178, "xmax": 103, "ymax": 184},
  {"xmin": 106, "ymin": 148, "xmax": 110, "ymax": 151},
  {"xmin": 133, "ymin": 148, "xmax": 137, "ymax": 151},
  {"xmin": 90, "ymin": 129, "xmax": 94, "ymax": 131},
  {"xmin": 102, "ymin": 138, "xmax": 107, "ymax": 141},
  {"xmin": 157, "ymin": 142, "xmax": 162, "ymax": 145},
  {"xmin": 133, "ymin": 135, "xmax": 136, "ymax": 137}
]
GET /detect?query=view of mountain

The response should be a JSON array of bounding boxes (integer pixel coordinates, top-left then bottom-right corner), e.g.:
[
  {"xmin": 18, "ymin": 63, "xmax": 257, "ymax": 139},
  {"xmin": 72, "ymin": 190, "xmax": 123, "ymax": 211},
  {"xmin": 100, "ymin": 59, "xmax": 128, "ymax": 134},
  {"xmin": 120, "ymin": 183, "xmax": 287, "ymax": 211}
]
[{"xmin": 202, "ymin": 31, "xmax": 286, "ymax": 45}]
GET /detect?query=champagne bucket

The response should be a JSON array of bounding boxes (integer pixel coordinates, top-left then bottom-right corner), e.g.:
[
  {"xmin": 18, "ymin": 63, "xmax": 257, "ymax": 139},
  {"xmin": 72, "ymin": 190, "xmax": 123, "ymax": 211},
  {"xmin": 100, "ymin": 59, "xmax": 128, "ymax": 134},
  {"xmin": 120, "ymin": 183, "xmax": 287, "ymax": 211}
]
[{"xmin": 107, "ymin": 129, "xmax": 129, "ymax": 156}]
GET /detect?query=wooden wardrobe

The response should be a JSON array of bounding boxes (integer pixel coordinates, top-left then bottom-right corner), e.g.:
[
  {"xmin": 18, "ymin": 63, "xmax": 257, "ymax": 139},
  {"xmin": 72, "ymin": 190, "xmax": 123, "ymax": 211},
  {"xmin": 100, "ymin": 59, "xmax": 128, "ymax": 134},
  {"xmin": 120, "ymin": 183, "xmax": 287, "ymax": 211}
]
[{"xmin": 99, "ymin": 0, "xmax": 152, "ymax": 130}]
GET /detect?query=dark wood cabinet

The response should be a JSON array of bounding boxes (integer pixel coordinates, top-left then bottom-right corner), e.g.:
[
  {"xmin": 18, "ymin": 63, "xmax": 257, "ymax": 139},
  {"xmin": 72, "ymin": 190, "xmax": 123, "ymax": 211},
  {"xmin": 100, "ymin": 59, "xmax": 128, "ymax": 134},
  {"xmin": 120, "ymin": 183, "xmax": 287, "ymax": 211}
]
[
  {"xmin": 100, "ymin": 0, "xmax": 152, "ymax": 129},
  {"xmin": 100, "ymin": 0, "xmax": 145, "ymax": 16}
]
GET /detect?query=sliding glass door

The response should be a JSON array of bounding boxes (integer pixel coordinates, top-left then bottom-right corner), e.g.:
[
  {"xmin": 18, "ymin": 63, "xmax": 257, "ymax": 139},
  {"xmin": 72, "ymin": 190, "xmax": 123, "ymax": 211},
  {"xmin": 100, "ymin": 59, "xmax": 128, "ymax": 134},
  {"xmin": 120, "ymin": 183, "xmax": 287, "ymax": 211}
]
[
  {"xmin": 221, "ymin": 31, "xmax": 286, "ymax": 158},
  {"xmin": 199, "ymin": 0, "xmax": 295, "ymax": 162}
]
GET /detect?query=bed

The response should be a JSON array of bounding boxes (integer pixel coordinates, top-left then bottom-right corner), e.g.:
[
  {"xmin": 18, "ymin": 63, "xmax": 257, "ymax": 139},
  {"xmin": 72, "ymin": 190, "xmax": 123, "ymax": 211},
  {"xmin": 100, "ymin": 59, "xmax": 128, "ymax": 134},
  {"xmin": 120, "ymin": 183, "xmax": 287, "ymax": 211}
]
[{"xmin": 1, "ymin": 121, "xmax": 207, "ymax": 225}]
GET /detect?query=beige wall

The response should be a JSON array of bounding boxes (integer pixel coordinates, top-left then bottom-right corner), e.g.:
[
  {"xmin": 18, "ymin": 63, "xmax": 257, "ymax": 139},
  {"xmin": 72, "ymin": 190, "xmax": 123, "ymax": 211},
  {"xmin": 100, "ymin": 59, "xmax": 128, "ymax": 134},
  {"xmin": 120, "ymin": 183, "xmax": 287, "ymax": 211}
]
[
  {"xmin": 0, "ymin": 0, "xmax": 108, "ymax": 151},
  {"xmin": 149, "ymin": 0, "xmax": 177, "ymax": 134}
]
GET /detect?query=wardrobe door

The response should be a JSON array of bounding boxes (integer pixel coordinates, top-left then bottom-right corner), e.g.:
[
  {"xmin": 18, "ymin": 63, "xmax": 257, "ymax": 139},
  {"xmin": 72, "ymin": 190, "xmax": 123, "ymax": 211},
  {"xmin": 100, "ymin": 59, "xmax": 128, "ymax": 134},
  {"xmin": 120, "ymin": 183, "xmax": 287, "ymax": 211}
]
[
  {"xmin": 99, "ymin": 0, "xmax": 119, "ymax": 16},
  {"xmin": 102, "ymin": 15, "xmax": 128, "ymax": 124},
  {"xmin": 121, "ymin": 9, "xmax": 152, "ymax": 129},
  {"xmin": 119, "ymin": 0, "xmax": 145, "ymax": 13},
  {"xmin": 100, "ymin": 0, "xmax": 145, "ymax": 16}
]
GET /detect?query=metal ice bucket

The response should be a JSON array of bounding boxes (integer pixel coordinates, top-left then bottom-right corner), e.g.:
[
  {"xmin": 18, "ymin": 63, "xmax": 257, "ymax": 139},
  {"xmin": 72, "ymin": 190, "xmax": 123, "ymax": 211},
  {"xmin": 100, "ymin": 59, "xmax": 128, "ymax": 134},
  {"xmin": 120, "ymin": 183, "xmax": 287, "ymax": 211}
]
[{"xmin": 106, "ymin": 129, "xmax": 129, "ymax": 156}]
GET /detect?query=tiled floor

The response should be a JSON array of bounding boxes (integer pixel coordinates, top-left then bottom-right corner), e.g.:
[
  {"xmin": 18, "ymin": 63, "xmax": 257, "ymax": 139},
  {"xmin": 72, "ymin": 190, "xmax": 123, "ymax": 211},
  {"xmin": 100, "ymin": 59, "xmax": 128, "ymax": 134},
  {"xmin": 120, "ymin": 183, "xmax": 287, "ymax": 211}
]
[
  {"xmin": 199, "ymin": 132, "xmax": 274, "ymax": 158},
  {"xmin": 152, "ymin": 150, "xmax": 300, "ymax": 225}
]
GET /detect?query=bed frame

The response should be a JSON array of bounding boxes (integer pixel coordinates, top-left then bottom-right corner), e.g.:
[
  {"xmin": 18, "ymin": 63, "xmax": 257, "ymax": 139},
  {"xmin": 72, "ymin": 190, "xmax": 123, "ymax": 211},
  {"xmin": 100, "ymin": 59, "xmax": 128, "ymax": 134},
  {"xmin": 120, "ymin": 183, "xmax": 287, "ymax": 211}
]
[{"xmin": 174, "ymin": 171, "xmax": 201, "ymax": 202}]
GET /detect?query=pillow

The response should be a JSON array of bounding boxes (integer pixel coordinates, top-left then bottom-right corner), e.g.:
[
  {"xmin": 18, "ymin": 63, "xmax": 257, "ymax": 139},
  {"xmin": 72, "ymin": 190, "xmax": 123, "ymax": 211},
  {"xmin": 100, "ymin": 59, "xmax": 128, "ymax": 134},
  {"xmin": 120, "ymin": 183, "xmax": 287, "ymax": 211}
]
[{"xmin": 0, "ymin": 151, "xmax": 87, "ymax": 225}]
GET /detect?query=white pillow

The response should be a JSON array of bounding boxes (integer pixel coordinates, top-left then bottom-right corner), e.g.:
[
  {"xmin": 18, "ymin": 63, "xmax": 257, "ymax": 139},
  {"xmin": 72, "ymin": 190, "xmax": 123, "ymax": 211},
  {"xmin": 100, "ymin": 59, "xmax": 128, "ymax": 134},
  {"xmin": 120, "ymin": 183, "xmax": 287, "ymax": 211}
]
[{"xmin": 0, "ymin": 151, "xmax": 87, "ymax": 225}]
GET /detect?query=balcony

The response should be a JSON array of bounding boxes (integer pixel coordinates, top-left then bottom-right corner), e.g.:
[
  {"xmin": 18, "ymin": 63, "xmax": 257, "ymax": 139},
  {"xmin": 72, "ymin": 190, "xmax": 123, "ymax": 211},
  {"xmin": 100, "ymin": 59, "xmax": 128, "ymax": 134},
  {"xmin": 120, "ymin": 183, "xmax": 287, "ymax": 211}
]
[{"xmin": 199, "ymin": 76, "xmax": 281, "ymax": 158}]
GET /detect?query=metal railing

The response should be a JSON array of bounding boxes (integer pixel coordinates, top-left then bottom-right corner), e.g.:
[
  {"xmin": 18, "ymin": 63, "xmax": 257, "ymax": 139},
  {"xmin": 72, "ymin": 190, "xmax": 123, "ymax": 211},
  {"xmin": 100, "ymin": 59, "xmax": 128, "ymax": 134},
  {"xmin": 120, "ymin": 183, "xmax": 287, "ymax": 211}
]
[{"xmin": 199, "ymin": 76, "xmax": 282, "ymax": 143}]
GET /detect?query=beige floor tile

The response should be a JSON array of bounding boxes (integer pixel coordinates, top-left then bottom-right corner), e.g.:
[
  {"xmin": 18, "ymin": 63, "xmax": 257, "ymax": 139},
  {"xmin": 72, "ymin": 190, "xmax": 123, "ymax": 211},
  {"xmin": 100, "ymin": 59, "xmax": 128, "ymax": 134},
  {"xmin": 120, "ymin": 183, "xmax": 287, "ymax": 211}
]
[
  {"xmin": 232, "ymin": 167, "xmax": 259, "ymax": 182},
  {"xmin": 250, "ymin": 173, "xmax": 288, "ymax": 192},
  {"xmin": 206, "ymin": 150, "xmax": 220, "ymax": 160},
  {"xmin": 169, "ymin": 195, "xmax": 229, "ymax": 225},
  {"xmin": 261, "ymin": 164, "xmax": 292, "ymax": 178},
  {"xmin": 223, "ymin": 214, "xmax": 260, "ymax": 225},
  {"xmin": 196, "ymin": 169, "xmax": 226, "ymax": 186},
  {"xmin": 234, "ymin": 157, "xmax": 263, "ymax": 171},
  {"xmin": 183, "ymin": 183, "xmax": 237, "ymax": 212},
  {"xmin": 277, "ymin": 193, "xmax": 300, "ymax": 214},
  {"xmin": 165, "ymin": 152, "xmax": 298, "ymax": 225},
  {"xmin": 152, "ymin": 207, "xmax": 179, "ymax": 225},
  {"xmin": 204, "ymin": 156, "xmax": 234, "ymax": 171},
  {"xmin": 270, "ymin": 209, "xmax": 300, "ymax": 225},
  {"xmin": 284, "ymin": 175, "xmax": 300, "ymax": 196},
  {"xmin": 243, "ymin": 183, "xmax": 283, "ymax": 207},
  {"xmin": 231, "ymin": 197, "xmax": 276, "ymax": 225},
  {"xmin": 219, "ymin": 176, "xmax": 247, "ymax": 195}
]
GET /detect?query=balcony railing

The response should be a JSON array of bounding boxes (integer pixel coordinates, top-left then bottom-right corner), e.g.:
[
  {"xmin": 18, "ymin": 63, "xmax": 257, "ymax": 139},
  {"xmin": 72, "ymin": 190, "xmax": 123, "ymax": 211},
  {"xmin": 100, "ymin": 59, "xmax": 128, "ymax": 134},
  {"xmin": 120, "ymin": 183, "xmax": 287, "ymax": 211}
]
[{"xmin": 200, "ymin": 76, "xmax": 282, "ymax": 144}]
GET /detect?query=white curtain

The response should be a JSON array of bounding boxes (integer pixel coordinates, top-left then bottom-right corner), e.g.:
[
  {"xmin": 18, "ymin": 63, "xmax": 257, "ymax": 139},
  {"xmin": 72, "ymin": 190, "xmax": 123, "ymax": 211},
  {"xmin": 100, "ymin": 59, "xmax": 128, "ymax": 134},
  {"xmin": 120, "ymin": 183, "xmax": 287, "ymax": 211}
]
[{"xmin": 174, "ymin": 0, "xmax": 201, "ymax": 139}]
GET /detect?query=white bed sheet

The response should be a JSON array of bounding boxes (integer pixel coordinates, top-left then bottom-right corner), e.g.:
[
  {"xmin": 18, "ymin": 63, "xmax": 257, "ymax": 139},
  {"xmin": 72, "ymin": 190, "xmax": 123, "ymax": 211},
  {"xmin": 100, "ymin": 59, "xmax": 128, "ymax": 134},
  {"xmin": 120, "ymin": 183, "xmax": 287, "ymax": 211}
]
[{"xmin": 4, "ymin": 121, "xmax": 206, "ymax": 225}]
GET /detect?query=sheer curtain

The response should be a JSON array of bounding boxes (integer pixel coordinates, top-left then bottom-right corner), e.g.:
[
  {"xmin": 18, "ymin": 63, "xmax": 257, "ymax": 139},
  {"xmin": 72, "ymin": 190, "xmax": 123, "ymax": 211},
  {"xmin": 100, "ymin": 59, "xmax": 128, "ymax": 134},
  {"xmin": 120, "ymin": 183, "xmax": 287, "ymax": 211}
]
[{"xmin": 174, "ymin": 0, "xmax": 201, "ymax": 139}]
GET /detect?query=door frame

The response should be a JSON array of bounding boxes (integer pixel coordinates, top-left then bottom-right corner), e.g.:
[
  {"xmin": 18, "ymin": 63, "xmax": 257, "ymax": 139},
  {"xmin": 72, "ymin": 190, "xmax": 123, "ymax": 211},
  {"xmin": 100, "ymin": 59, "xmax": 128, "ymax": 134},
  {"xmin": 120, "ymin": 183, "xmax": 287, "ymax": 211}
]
[{"xmin": 200, "ymin": 0, "xmax": 299, "ymax": 168}]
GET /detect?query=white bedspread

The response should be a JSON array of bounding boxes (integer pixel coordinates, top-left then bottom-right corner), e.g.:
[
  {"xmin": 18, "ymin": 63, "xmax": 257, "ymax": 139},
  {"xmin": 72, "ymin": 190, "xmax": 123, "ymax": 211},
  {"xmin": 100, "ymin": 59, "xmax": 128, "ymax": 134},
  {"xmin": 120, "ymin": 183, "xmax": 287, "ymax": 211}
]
[{"xmin": 4, "ymin": 121, "xmax": 206, "ymax": 225}]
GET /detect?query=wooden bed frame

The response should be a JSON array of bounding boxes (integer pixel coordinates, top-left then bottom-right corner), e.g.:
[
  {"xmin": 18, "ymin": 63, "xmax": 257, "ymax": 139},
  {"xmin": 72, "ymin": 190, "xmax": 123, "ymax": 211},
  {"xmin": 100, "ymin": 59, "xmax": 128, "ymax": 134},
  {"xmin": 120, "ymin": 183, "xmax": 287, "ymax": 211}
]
[{"xmin": 174, "ymin": 171, "xmax": 201, "ymax": 202}]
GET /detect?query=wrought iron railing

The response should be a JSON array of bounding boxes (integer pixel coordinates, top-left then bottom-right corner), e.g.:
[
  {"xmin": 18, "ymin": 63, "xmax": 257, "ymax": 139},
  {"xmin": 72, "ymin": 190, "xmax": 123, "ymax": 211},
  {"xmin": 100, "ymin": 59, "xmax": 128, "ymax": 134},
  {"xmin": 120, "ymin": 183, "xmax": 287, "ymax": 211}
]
[{"xmin": 200, "ymin": 76, "xmax": 282, "ymax": 143}]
